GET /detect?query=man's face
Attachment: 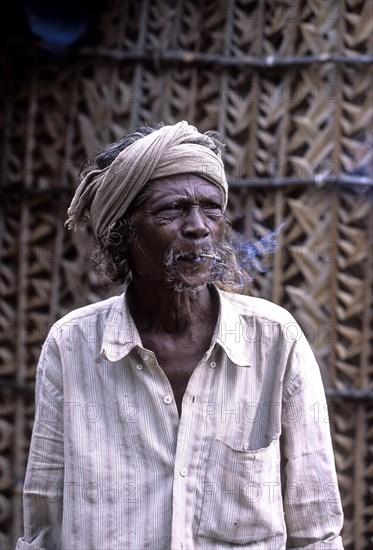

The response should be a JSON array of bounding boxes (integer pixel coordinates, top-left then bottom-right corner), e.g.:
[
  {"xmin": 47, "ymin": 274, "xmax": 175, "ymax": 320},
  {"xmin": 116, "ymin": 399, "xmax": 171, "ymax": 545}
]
[{"xmin": 129, "ymin": 174, "xmax": 226, "ymax": 290}]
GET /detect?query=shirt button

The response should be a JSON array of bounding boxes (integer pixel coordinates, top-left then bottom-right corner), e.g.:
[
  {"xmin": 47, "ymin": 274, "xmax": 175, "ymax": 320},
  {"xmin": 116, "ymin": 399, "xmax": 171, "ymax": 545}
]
[
  {"xmin": 163, "ymin": 395, "xmax": 172, "ymax": 404},
  {"xmin": 210, "ymin": 361, "xmax": 216, "ymax": 368},
  {"xmin": 180, "ymin": 468, "xmax": 188, "ymax": 477},
  {"xmin": 136, "ymin": 364, "xmax": 143, "ymax": 370},
  {"xmin": 243, "ymin": 443, "xmax": 249, "ymax": 450}
]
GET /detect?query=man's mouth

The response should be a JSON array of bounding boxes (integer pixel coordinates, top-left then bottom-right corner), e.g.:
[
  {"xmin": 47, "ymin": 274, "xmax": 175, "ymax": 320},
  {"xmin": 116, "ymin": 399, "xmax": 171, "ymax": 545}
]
[{"xmin": 174, "ymin": 252, "xmax": 220, "ymax": 263}]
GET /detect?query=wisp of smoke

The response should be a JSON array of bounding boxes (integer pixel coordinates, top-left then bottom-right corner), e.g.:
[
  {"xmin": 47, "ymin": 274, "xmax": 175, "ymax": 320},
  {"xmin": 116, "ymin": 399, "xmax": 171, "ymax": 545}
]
[{"xmin": 233, "ymin": 222, "xmax": 287, "ymax": 273}]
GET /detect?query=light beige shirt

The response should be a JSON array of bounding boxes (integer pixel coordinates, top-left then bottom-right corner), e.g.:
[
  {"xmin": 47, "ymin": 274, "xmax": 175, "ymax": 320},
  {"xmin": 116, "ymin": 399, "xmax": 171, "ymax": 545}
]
[{"xmin": 16, "ymin": 286, "xmax": 344, "ymax": 550}]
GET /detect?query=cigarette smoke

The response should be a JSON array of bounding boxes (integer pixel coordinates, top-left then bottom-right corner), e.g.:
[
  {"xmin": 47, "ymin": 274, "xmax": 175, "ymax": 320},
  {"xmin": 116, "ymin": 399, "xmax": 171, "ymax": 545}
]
[{"xmin": 232, "ymin": 222, "xmax": 287, "ymax": 273}]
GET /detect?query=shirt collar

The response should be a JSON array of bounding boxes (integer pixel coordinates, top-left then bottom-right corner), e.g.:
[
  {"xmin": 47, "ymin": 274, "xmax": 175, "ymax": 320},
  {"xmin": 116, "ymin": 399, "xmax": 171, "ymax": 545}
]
[
  {"xmin": 213, "ymin": 287, "xmax": 253, "ymax": 367},
  {"xmin": 100, "ymin": 288, "xmax": 142, "ymax": 362},
  {"xmin": 100, "ymin": 285, "xmax": 252, "ymax": 367}
]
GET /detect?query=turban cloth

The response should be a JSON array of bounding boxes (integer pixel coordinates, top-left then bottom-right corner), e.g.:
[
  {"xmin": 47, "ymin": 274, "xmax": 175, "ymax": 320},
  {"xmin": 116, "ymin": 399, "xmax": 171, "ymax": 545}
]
[{"xmin": 66, "ymin": 120, "xmax": 228, "ymax": 241}]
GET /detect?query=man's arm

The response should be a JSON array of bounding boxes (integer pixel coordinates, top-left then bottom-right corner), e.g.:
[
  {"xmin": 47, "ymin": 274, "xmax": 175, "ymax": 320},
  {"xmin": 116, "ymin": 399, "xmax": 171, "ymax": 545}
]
[
  {"xmin": 16, "ymin": 335, "xmax": 64, "ymax": 550},
  {"xmin": 281, "ymin": 335, "xmax": 344, "ymax": 549}
]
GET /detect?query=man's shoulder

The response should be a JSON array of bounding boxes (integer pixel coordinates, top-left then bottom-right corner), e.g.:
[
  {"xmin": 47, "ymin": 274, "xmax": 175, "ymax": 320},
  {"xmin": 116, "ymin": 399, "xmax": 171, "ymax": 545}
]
[
  {"xmin": 219, "ymin": 289, "xmax": 296, "ymax": 326},
  {"xmin": 54, "ymin": 292, "xmax": 124, "ymax": 328}
]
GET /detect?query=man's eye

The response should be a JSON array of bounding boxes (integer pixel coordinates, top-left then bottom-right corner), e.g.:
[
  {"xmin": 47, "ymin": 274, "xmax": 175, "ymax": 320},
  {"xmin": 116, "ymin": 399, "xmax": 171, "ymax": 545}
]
[
  {"xmin": 157, "ymin": 204, "xmax": 181, "ymax": 214},
  {"xmin": 204, "ymin": 203, "xmax": 222, "ymax": 210},
  {"xmin": 162, "ymin": 205, "xmax": 180, "ymax": 211}
]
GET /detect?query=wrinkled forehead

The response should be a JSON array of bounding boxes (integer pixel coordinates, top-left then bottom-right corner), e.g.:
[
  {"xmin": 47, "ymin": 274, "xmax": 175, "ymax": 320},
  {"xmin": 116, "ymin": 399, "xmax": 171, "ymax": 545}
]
[{"xmin": 134, "ymin": 174, "xmax": 225, "ymax": 209}]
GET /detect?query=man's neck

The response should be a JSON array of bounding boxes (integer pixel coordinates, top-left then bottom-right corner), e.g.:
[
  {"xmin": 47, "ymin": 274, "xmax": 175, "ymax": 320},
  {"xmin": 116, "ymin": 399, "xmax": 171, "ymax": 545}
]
[{"xmin": 127, "ymin": 277, "xmax": 218, "ymax": 335}]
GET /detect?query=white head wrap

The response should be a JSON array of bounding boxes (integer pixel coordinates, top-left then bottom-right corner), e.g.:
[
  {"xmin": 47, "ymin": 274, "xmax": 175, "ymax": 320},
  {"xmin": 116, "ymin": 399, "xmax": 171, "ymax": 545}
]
[{"xmin": 66, "ymin": 120, "xmax": 228, "ymax": 241}]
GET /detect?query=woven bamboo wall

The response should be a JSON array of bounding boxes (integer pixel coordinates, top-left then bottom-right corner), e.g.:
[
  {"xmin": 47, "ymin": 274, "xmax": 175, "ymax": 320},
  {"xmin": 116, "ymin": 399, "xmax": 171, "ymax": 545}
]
[{"xmin": 1, "ymin": 1, "xmax": 372, "ymax": 548}]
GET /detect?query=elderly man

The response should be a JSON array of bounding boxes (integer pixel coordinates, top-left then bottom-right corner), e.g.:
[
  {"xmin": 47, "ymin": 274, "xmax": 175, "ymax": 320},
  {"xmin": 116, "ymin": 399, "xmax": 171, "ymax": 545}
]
[{"xmin": 17, "ymin": 121, "xmax": 344, "ymax": 549}]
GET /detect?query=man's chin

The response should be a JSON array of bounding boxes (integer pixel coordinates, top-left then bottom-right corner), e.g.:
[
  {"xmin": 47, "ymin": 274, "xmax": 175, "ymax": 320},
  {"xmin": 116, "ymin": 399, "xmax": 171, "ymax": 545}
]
[
  {"xmin": 165, "ymin": 271, "xmax": 211, "ymax": 293},
  {"xmin": 171, "ymin": 281, "xmax": 209, "ymax": 293}
]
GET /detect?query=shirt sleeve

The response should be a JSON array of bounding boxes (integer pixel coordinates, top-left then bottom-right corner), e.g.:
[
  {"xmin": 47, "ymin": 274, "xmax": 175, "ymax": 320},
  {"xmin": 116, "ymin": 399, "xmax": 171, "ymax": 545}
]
[
  {"xmin": 281, "ymin": 332, "xmax": 344, "ymax": 549},
  {"xmin": 16, "ymin": 333, "xmax": 64, "ymax": 550}
]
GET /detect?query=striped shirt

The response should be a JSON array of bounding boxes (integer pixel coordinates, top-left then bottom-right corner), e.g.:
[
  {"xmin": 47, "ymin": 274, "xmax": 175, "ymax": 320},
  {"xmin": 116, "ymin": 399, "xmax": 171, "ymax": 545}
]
[{"xmin": 16, "ymin": 285, "xmax": 344, "ymax": 550}]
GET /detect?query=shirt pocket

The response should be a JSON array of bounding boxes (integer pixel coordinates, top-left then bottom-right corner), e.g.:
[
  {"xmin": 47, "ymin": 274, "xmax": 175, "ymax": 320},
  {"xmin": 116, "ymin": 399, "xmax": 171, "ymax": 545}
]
[{"xmin": 195, "ymin": 438, "xmax": 285, "ymax": 544}]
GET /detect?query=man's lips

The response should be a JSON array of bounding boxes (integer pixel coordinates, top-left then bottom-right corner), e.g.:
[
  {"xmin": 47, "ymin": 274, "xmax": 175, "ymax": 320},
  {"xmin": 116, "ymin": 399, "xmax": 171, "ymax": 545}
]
[{"xmin": 174, "ymin": 252, "xmax": 220, "ymax": 262}]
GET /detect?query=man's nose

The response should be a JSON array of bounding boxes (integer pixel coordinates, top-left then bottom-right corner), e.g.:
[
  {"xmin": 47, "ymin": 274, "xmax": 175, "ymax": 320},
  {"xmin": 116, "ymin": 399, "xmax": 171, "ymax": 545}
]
[{"xmin": 182, "ymin": 207, "xmax": 209, "ymax": 238}]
